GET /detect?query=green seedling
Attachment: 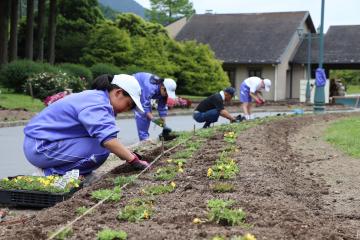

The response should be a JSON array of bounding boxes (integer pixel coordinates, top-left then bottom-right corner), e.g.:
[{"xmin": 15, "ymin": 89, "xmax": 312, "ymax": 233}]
[
  {"xmin": 184, "ymin": 140, "xmax": 202, "ymax": 150},
  {"xmin": 118, "ymin": 203, "xmax": 153, "ymax": 222},
  {"xmin": 222, "ymin": 145, "xmax": 238, "ymax": 153},
  {"xmin": 208, "ymin": 199, "xmax": 235, "ymax": 209},
  {"xmin": 173, "ymin": 149, "xmax": 193, "ymax": 159},
  {"xmin": 211, "ymin": 183, "xmax": 235, "ymax": 193},
  {"xmin": 155, "ymin": 166, "xmax": 177, "ymax": 181},
  {"xmin": 208, "ymin": 160, "xmax": 239, "ymax": 180},
  {"xmin": 75, "ymin": 206, "xmax": 90, "ymax": 216},
  {"xmin": 166, "ymin": 158, "xmax": 187, "ymax": 170},
  {"xmin": 165, "ymin": 131, "xmax": 192, "ymax": 147},
  {"xmin": 196, "ymin": 128, "xmax": 216, "ymax": 138},
  {"xmin": 91, "ymin": 187, "xmax": 121, "ymax": 202},
  {"xmin": 48, "ymin": 227, "xmax": 73, "ymax": 240},
  {"xmin": 207, "ymin": 199, "xmax": 246, "ymax": 226},
  {"xmin": 143, "ymin": 183, "xmax": 176, "ymax": 196},
  {"xmin": 113, "ymin": 175, "xmax": 136, "ymax": 187},
  {"xmin": 97, "ymin": 228, "xmax": 127, "ymax": 240},
  {"xmin": 129, "ymin": 197, "xmax": 155, "ymax": 206},
  {"xmin": 223, "ymin": 131, "xmax": 237, "ymax": 144}
]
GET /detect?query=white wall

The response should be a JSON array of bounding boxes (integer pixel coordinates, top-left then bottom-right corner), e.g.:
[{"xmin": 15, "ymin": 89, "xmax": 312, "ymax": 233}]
[
  {"xmin": 234, "ymin": 64, "xmax": 276, "ymax": 101},
  {"xmin": 276, "ymin": 15, "xmax": 312, "ymax": 100},
  {"xmin": 292, "ymin": 64, "xmax": 306, "ymax": 99},
  {"xmin": 299, "ymin": 79, "xmax": 330, "ymax": 103}
]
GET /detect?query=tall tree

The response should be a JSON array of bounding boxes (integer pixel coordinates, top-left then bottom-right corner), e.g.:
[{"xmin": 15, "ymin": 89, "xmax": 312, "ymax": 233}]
[
  {"xmin": 0, "ymin": 0, "xmax": 11, "ymax": 66},
  {"xmin": 9, "ymin": 0, "xmax": 19, "ymax": 62},
  {"xmin": 48, "ymin": 0, "xmax": 57, "ymax": 64},
  {"xmin": 148, "ymin": 0, "xmax": 195, "ymax": 25},
  {"xmin": 36, "ymin": 0, "xmax": 46, "ymax": 61},
  {"xmin": 55, "ymin": 0, "xmax": 104, "ymax": 63},
  {"xmin": 25, "ymin": 0, "xmax": 34, "ymax": 60}
]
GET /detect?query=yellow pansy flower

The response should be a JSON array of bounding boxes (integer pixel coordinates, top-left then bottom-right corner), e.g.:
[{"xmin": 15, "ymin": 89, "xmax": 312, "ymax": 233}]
[
  {"xmin": 243, "ymin": 233, "xmax": 256, "ymax": 240},
  {"xmin": 207, "ymin": 168, "xmax": 213, "ymax": 177},
  {"xmin": 192, "ymin": 218, "xmax": 201, "ymax": 224},
  {"xmin": 143, "ymin": 210, "xmax": 149, "ymax": 219}
]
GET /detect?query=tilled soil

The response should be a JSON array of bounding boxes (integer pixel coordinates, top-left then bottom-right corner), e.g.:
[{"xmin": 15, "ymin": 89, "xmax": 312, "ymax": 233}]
[{"xmin": 1, "ymin": 113, "xmax": 360, "ymax": 240}]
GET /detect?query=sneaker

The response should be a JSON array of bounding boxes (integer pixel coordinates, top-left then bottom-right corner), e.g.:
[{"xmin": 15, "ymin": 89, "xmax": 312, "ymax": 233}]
[
  {"xmin": 203, "ymin": 122, "xmax": 211, "ymax": 128},
  {"xmin": 32, "ymin": 167, "xmax": 45, "ymax": 176}
]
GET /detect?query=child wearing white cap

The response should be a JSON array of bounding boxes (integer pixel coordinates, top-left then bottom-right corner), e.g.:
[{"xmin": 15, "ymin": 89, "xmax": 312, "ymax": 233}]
[
  {"xmin": 239, "ymin": 76, "xmax": 271, "ymax": 120},
  {"xmin": 23, "ymin": 74, "xmax": 150, "ymax": 176},
  {"xmin": 132, "ymin": 72, "xmax": 177, "ymax": 141}
]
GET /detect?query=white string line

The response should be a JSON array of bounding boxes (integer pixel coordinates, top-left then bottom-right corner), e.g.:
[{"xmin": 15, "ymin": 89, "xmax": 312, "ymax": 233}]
[{"xmin": 47, "ymin": 137, "xmax": 190, "ymax": 240}]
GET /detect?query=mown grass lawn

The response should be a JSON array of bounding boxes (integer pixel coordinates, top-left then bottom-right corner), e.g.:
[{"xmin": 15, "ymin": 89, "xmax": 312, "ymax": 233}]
[
  {"xmin": 178, "ymin": 95, "xmax": 206, "ymax": 101},
  {"xmin": 346, "ymin": 85, "xmax": 360, "ymax": 94},
  {"xmin": 0, "ymin": 87, "xmax": 44, "ymax": 112},
  {"xmin": 324, "ymin": 116, "xmax": 360, "ymax": 157}
]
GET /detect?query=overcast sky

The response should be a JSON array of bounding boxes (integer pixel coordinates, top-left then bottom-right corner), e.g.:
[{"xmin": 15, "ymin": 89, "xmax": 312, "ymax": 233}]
[{"xmin": 135, "ymin": 0, "xmax": 360, "ymax": 32}]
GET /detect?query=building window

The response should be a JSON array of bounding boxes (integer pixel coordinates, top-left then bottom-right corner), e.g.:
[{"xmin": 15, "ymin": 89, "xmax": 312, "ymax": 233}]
[
  {"xmin": 248, "ymin": 68, "xmax": 262, "ymax": 78},
  {"xmin": 224, "ymin": 69, "xmax": 236, "ymax": 87}
]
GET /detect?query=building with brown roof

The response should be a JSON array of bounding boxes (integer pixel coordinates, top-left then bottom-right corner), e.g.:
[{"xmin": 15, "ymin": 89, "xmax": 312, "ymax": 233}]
[{"xmin": 167, "ymin": 11, "xmax": 360, "ymax": 101}]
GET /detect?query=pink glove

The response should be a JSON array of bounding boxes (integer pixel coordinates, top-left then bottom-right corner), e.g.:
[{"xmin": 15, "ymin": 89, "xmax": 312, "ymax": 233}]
[
  {"xmin": 128, "ymin": 153, "xmax": 150, "ymax": 170},
  {"xmin": 255, "ymin": 98, "xmax": 263, "ymax": 104}
]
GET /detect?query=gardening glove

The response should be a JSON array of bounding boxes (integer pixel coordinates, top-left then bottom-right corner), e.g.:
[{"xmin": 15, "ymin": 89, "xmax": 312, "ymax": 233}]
[
  {"xmin": 128, "ymin": 153, "xmax": 150, "ymax": 170},
  {"xmin": 255, "ymin": 98, "xmax": 263, "ymax": 105},
  {"xmin": 152, "ymin": 118, "xmax": 165, "ymax": 128}
]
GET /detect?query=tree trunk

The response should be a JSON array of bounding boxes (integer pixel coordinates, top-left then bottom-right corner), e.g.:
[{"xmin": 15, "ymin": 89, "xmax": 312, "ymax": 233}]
[
  {"xmin": 48, "ymin": 0, "xmax": 57, "ymax": 64},
  {"xmin": 0, "ymin": 0, "xmax": 11, "ymax": 67},
  {"xmin": 9, "ymin": 0, "xmax": 19, "ymax": 62},
  {"xmin": 36, "ymin": 0, "xmax": 45, "ymax": 61},
  {"xmin": 25, "ymin": 0, "xmax": 34, "ymax": 60}
]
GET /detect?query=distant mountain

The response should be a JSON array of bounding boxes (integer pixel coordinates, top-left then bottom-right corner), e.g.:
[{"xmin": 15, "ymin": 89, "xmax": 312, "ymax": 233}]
[{"xmin": 98, "ymin": 0, "xmax": 147, "ymax": 19}]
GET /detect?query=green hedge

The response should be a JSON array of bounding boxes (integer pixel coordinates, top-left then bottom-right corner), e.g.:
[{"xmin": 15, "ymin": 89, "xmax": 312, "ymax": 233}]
[
  {"xmin": 26, "ymin": 71, "xmax": 86, "ymax": 100},
  {"xmin": 0, "ymin": 60, "xmax": 58, "ymax": 92},
  {"xmin": 58, "ymin": 63, "xmax": 93, "ymax": 87},
  {"xmin": 90, "ymin": 63, "xmax": 121, "ymax": 79}
]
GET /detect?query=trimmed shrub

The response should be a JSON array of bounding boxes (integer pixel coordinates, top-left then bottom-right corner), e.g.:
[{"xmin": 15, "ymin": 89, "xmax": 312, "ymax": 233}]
[
  {"xmin": 90, "ymin": 63, "xmax": 121, "ymax": 79},
  {"xmin": 0, "ymin": 60, "xmax": 57, "ymax": 92},
  {"xmin": 58, "ymin": 63, "xmax": 93, "ymax": 87},
  {"xmin": 25, "ymin": 71, "xmax": 86, "ymax": 100}
]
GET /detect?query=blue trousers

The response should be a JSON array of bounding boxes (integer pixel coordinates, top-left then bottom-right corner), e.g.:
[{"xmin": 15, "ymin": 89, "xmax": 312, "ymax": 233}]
[
  {"xmin": 193, "ymin": 109, "xmax": 220, "ymax": 124},
  {"xmin": 23, "ymin": 136, "xmax": 110, "ymax": 176},
  {"xmin": 134, "ymin": 110, "xmax": 151, "ymax": 141}
]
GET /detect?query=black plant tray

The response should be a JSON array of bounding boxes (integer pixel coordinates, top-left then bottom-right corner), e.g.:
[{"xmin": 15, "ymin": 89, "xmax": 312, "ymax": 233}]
[{"xmin": 0, "ymin": 184, "xmax": 82, "ymax": 208}]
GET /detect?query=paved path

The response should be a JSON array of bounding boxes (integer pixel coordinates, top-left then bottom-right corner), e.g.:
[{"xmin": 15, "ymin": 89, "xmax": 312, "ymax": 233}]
[{"xmin": 0, "ymin": 112, "xmax": 286, "ymax": 178}]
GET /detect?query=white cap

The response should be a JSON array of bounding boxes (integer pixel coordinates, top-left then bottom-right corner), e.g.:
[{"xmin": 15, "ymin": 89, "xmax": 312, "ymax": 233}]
[
  {"xmin": 112, "ymin": 74, "xmax": 144, "ymax": 112},
  {"xmin": 163, "ymin": 78, "xmax": 177, "ymax": 99},
  {"xmin": 264, "ymin": 79, "xmax": 271, "ymax": 92}
]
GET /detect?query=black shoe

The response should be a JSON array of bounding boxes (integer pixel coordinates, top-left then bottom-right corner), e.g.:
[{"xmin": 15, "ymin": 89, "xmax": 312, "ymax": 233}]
[{"xmin": 203, "ymin": 122, "xmax": 211, "ymax": 128}]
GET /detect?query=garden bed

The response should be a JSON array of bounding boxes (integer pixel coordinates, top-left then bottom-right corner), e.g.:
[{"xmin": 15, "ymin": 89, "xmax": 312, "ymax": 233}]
[{"xmin": 1, "ymin": 113, "xmax": 360, "ymax": 239}]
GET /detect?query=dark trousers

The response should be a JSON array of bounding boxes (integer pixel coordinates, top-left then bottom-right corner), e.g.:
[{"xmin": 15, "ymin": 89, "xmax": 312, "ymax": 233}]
[{"xmin": 193, "ymin": 109, "xmax": 220, "ymax": 125}]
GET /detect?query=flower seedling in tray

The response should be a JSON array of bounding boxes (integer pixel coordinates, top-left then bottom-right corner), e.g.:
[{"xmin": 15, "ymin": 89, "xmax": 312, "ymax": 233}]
[
  {"xmin": 0, "ymin": 170, "xmax": 83, "ymax": 208},
  {"xmin": 0, "ymin": 175, "xmax": 81, "ymax": 193}
]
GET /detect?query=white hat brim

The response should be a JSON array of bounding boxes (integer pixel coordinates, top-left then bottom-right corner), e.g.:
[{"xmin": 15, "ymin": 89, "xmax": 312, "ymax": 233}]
[
  {"xmin": 130, "ymin": 93, "xmax": 144, "ymax": 112},
  {"xmin": 167, "ymin": 90, "xmax": 176, "ymax": 99}
]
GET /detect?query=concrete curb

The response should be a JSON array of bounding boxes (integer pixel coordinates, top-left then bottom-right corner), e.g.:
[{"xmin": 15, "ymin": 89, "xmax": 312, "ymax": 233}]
[{"xmin": 0, "ymin": 106, "xmax": 353, "ymax": 128}]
